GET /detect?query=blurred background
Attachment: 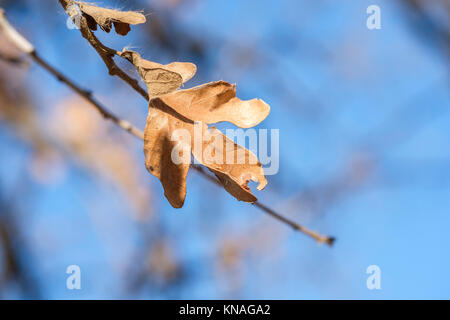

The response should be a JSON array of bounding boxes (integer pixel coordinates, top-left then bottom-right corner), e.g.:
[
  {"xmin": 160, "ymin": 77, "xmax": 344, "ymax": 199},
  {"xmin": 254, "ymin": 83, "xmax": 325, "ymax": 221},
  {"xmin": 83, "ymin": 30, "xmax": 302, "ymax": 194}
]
[{"xmin": 0, "ymin": 0, "xmax": 449, "ymax": 299}]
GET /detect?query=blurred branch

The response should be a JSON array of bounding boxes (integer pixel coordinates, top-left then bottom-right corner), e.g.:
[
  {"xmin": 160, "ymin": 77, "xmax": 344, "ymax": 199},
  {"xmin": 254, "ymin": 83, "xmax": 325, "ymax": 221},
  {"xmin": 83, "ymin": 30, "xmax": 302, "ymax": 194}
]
[
  {"xmin": 0, "ymin": 9, "xmax": 144, "ymax": 140},
  {"xmin": 0, "ymin": 52, "xmax": 27, "ymax": 66},
  {"xmin": 0, "ymin": 194, "xmax": 41, "ymax": 299},
  {"xmin": 0, "ymin": 7, "xmax": 334, "ymax": 246},
  {"xmin": 400, "ymin": 0, "xmax": 450, "ymax": 63}
]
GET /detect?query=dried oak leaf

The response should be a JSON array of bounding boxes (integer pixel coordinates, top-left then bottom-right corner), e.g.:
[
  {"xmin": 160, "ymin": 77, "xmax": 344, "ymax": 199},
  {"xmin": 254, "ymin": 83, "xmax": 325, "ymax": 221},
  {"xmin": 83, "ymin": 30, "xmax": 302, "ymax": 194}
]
[
  {"xmin": 75, "ymin": 2, "xmax": 146, "ymax": 36},
  {"xmin": 158, "ymin": 81, "xmax": 270, "ymax": 128},
  {"xmin": 144, "ymin": 99, "xmax": 194, "ymax": 208},
  {"xmin": 192, "ymin": 126, "xmax": 267, "ymax": 203},
  {"xmin": 120, "ymin": 50, "xmax": 197, "ymax": 97},
  {"xmin": 144, "ymin": 80, "xmax": 269, "ymax": 208}
]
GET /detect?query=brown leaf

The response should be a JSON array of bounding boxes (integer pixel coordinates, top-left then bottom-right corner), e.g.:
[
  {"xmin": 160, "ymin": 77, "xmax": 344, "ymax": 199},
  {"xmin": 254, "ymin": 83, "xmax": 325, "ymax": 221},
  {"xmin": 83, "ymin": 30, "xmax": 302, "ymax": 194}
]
[
  {"xmin": 158, "ymin": 81, "xmax": 270, "ymax": 128},
  {"xmin": 120, "ymin": 50, "xmax": 197, "ymax": 97},
  {"xmin": 144, "ymin": 97, "xmax": 267, "ymax": 207},
  {"xmin": 191, "ymin": 126, "xmax": 267, "ymax": 203},
  {"xmin": 144, "ymin": 99, "xmax": 194, "ymax": 208},
  {"xmin": 113, "ymin": 22, "xmax": 131, "ymax": 36},
  {"xmin": 136, "ymin": 57, "xmax": 268, "ymax": 207},
  {"xmin": 84, "ymin": 13, "xmax": 98, "ymax": 31},
  {"xmin": 76, "ymin": 2, "xmax": 146, "ymax": 36}
]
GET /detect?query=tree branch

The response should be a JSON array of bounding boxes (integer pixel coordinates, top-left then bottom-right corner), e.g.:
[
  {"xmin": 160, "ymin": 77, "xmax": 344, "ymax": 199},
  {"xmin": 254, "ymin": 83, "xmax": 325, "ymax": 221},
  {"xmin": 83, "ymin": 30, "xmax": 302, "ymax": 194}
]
[
  {"xmin": 0, "ymin": 7, "xmax": 334, "ymax": 246},
  {"xmin": 58, "ymin": 0, "xmax": 149, "ymax": 101},
  {"xmin": 0, "ymin": 9, "xmax": 144, "ymax": 140},
  {"xmin": 191, "ymin": 166, "xmax": 335, "ymax": 246},
  {"xmin": 0, "ymin": 52, "xmax": 28, "ymax": 66}
]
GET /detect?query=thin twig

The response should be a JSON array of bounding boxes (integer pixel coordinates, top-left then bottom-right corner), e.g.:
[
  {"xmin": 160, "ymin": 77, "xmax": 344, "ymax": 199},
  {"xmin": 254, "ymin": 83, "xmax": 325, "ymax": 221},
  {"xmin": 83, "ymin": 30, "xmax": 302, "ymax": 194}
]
[
  {"xmin": 0, "ymin": 9, "xmax": 144, "ymax": 140},
  {"xmin": 31, "ymin": 51, "xmax": 145, "ymax": 140},
  {"xmin": 58, "ymin": 0, "xmax": 149, "ymax": 101},
  {"xmin": 191, "ymin": 166, "xmax": 335, "ymax": 245},
  {"xmin": 0, "ymin": 7, "xmax": 334, "ymax": 246},
  {"xmin": 253, "ymin": 202, "xmax": 335, "ymax": 246}
]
